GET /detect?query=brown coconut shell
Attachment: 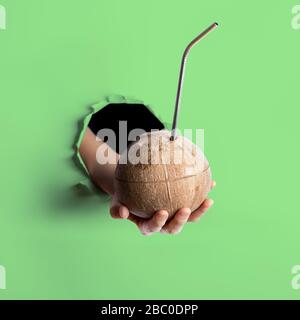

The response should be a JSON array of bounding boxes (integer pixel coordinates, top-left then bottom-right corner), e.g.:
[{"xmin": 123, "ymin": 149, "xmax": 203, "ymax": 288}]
[{"xmin": 114, "ymin": 130, "xmax": 211, "ymax": 219}]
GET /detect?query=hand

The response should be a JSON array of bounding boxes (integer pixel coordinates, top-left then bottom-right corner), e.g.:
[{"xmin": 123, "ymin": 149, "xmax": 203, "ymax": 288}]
[{"xmin": 110, "ymin": 181, "xmax": 216, "ymax": 236}]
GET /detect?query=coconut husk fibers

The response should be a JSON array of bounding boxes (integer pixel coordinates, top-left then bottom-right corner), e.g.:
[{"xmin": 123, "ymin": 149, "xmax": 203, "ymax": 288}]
[{"xmin": 115, "ymin": 130, "xmax": 211, "ymax": 219}]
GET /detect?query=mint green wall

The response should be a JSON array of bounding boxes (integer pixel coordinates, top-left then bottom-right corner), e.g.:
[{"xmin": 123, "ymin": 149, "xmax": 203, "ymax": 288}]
[{"xmin": 0, "ymin": 0, "xmax": 299, "ymax": 299}]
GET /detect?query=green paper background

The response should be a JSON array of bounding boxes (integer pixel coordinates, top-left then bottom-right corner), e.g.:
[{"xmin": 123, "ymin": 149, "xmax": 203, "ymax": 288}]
[{"xmin": 0, "ymin": 0, "xmax": 300, "ymax": 299}]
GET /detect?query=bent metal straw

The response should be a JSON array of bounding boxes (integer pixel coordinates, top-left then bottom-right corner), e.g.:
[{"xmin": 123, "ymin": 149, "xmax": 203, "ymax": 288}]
[{"xmin": 170, "ymin": 22, "xmax": 219, "ymax": 141}]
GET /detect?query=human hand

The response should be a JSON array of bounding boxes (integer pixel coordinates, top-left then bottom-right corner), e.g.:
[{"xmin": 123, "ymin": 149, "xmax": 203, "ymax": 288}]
[{"xmin": 110, "ymin": 181, "xmax": 216, "ymax": 236}]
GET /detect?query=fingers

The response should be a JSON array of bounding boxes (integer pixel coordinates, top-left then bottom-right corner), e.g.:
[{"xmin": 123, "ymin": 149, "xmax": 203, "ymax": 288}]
[
  {"xmin": 188, "ymin": 199, "xmax": 214, "ymax": 222},
  {"xmin": 110, "ymin": 204, "xmax": 130, "ymax": 219},
  {"xmin": 110, "ymin": 195, "xmax": 130, "ymax": 219},
  {"xmin": 110, "ymin": 179, "xmax": 216, "ymax": 234},
  {"xmin": 161, "ymin": 208, "xmax": 191, "ymax": 235},
  {"xmin": 137, "ymin": 210, "xmax": 169, "ymax": 236},
  {"xmin": 184, "ymin": 180, "xmax": 215, "ymax": 222}
]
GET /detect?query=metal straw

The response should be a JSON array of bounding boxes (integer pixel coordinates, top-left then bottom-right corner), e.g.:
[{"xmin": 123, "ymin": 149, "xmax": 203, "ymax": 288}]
[{"xmin": 170, "ymin": 22, "xmax": 219, "ymax": 141}]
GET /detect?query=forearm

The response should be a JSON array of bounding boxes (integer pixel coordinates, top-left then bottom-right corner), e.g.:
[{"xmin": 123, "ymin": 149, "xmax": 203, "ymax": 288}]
[{"xmin": 79, "ymin": 127, "xmax": 119, "ymax": 196}]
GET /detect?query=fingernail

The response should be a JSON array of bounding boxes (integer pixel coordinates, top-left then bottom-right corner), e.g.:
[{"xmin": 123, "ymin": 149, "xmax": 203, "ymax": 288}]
[
  {"xmin": 141, "ymin": 231, "xmax": 152, "ymax": 236},
  {"xmin": 160, "ymin": 210, "xmax": 169, "ymax": 217},
  {"xmin": 119, "ymin": 207, "xmax": 128, "ymax": 219},
  {"xmin": 184, "ymin": 208, "xmax": 192, "ymax": 215}
]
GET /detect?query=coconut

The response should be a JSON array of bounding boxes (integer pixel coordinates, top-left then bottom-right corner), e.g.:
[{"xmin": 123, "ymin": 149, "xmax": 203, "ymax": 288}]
[{"xmin": 114, "ymin": 130, "xmax": 211, "ymax": 219}]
